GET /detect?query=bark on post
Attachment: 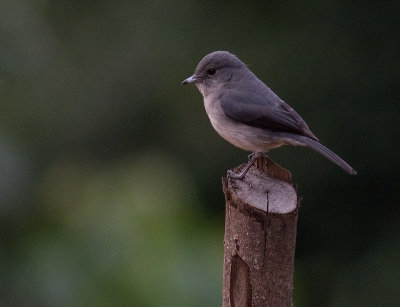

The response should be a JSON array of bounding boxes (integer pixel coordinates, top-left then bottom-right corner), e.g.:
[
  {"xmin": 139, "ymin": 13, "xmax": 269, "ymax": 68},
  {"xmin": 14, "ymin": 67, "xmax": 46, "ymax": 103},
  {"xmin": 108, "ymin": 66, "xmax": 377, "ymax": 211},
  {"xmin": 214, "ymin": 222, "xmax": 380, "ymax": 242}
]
[{"xmin": 222, "ymin": 156, "xmax": 300, "ymax": 307}]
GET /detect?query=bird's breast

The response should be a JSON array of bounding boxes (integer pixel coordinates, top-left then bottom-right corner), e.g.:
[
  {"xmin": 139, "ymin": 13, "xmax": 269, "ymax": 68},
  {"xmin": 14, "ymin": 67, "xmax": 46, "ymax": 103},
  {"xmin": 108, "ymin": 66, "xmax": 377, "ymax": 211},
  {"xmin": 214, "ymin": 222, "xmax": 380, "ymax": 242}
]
[{"xmin": 203, "ymin": 95, "xmax": 286, "ymax": 152}]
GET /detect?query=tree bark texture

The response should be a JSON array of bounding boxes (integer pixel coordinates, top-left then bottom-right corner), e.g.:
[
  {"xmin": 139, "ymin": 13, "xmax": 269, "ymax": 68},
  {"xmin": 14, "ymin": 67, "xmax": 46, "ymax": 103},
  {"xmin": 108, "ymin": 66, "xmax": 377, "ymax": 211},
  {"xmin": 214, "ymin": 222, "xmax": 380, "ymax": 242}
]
[{"xmin": 222, "ymin": 157, "xmax": 300, "ymax": 307}]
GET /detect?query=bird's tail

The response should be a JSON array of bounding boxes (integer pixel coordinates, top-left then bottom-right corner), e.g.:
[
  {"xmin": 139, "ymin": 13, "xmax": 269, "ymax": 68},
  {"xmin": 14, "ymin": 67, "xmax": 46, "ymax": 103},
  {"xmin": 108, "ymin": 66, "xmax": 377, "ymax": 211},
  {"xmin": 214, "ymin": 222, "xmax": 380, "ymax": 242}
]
[{"xmin": 292, "ymin": 135, "xmax": 357, "ymax": 175}]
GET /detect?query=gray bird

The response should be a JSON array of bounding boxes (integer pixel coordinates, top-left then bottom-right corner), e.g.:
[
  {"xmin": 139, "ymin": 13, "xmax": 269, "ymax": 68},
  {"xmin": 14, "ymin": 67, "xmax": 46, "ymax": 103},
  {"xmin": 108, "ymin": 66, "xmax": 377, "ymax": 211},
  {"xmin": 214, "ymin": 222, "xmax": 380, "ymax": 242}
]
[{"xmin": 182, "ymin": 51, "xmax": 356, "ymax": 178}]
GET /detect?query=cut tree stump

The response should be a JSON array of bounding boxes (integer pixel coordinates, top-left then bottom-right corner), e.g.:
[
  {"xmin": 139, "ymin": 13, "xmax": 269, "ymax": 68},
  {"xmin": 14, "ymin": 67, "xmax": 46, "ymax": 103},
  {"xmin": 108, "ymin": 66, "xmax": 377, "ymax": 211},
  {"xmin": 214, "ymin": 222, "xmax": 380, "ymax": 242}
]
[{"xmin": 222, "ymin": 157, "xmax": 300, "ymax": 307}]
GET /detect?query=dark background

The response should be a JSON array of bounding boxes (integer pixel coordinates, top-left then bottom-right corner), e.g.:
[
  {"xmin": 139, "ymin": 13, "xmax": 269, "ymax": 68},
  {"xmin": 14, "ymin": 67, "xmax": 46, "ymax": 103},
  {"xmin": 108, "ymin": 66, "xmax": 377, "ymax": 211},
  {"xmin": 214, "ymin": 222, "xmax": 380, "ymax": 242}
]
[{"xmin": 1, "ymin": 1, "xmax": 399, "ymax": 306}]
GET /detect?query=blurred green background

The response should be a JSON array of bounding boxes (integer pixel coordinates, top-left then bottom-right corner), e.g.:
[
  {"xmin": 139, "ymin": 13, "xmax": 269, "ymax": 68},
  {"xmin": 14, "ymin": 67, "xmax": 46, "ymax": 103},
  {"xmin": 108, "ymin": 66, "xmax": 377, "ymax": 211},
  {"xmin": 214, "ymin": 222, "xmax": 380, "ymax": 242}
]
[{"xmin": 1, "ymin": 1, "xmax": 399, "ymax": 306}]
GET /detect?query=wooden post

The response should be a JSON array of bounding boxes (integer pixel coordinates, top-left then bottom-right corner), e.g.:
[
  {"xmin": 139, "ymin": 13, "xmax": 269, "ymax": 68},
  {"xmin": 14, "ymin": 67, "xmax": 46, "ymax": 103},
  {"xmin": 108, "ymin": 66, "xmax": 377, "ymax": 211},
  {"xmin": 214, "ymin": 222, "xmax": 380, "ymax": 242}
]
[{"xmin": 222, "ymin": 156, "xmax": 299, "ymax": 307}]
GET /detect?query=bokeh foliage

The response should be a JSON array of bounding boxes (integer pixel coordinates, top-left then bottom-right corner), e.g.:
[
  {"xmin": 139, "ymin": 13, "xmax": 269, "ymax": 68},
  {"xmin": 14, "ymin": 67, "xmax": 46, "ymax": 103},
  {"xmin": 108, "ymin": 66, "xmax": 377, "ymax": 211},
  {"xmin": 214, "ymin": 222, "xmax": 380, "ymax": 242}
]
[{"xmin": 1, "ymin": 0, "xmax": 399, "ymax": 306}]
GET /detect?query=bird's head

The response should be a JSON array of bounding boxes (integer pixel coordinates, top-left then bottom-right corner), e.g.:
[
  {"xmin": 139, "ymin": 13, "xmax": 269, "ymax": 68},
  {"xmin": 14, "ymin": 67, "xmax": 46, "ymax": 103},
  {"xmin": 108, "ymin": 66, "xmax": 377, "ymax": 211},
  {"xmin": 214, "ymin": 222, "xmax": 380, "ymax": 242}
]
[{"xmin": 182, "ymin": 51, "xmax": 248, "ymax": 96}]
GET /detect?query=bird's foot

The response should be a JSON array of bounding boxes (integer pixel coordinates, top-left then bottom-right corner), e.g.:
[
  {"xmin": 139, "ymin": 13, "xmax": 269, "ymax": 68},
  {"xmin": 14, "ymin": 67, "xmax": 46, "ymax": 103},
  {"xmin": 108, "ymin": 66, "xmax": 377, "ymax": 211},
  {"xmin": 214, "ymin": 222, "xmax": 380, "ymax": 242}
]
[{"xmin": 227, "ymin": 152, "xmax": 263, "ymax": 181}]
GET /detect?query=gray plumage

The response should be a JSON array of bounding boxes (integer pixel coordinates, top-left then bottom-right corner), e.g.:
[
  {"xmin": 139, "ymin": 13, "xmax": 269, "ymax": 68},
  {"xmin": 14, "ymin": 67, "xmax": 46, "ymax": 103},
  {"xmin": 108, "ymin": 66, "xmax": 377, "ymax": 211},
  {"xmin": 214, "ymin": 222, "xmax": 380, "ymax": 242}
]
[{"xmin": 182, "ymin": 51, "xmax": 356, "ymax": 175}]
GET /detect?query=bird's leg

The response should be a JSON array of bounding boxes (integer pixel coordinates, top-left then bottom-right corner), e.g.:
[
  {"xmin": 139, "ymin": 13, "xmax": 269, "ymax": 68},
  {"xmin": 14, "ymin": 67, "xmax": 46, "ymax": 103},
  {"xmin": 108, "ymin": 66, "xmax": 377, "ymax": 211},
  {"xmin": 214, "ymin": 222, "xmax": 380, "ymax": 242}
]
[
  {"xmin": 247, "ymin": 152, "xmax": 255, "ymax": 161},
  {"xmin": 259, "ymin": 153, "xmax": 270, "ymax": 169},
  {"xmin": 227, "ymin": 152, "xmax": 262, "ymax": 180}
]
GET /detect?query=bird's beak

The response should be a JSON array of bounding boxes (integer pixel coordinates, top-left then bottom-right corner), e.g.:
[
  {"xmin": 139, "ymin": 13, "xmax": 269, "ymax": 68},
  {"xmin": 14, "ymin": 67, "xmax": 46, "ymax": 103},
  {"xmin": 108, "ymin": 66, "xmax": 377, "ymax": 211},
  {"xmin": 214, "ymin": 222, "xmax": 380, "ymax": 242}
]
[{"xmin": 181, "ymin": 75, "xmax": 199, "ymax": 85}]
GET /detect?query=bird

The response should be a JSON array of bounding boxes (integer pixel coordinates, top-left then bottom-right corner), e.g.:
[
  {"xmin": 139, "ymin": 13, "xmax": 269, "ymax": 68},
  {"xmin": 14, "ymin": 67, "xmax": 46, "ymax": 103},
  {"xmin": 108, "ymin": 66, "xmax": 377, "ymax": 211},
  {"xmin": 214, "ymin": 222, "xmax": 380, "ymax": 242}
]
[{"xmin": 182, "ymin": 51, "xmax": 356, "ymax": 178}]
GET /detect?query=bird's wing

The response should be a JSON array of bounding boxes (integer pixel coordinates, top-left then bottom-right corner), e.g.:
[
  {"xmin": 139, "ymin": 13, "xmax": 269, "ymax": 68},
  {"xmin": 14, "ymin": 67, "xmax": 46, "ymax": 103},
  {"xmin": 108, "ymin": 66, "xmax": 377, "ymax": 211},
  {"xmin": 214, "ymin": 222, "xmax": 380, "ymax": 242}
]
[{"xmin": 220, "ymin": 88, "xmax": 318, "ymax": 141}]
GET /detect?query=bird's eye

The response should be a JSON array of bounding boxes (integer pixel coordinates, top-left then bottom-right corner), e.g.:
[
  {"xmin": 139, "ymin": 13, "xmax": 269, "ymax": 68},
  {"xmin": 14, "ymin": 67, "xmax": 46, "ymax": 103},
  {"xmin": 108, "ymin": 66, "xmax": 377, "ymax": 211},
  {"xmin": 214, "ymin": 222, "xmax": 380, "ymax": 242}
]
[{"xmin": 207, "ymin": 68, "xmax": 216, "ymax": 75}]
